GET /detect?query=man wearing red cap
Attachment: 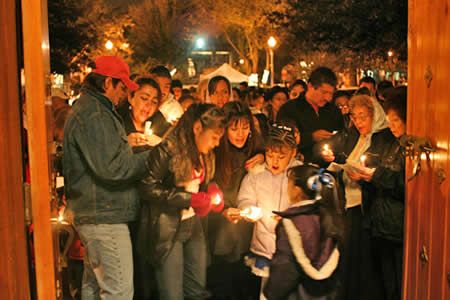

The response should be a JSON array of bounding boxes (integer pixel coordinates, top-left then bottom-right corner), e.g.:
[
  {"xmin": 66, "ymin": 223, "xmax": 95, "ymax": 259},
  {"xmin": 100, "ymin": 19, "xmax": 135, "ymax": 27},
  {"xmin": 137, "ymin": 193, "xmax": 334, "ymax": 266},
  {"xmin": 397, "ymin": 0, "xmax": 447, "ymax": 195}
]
[{"xmin": 63, "ymin": 56, "xmax": 148, "ymax": 299}]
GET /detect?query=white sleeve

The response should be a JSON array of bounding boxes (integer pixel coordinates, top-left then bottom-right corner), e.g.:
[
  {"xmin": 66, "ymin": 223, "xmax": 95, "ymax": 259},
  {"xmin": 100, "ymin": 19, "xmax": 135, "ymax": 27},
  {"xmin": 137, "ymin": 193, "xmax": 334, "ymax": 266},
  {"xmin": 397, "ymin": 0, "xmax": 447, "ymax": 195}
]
[{"xmin": 236, "ymin": 173, "xmax": 258, "ymax": 209}]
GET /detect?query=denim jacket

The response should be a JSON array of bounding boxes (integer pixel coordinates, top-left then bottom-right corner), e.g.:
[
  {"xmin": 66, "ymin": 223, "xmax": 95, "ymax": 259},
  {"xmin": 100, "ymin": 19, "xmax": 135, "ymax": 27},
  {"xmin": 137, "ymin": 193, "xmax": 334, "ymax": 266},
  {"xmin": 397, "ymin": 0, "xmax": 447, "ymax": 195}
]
[{"xmin": 63, "ymin": 88, "xmax": 148, "ymax": 225}]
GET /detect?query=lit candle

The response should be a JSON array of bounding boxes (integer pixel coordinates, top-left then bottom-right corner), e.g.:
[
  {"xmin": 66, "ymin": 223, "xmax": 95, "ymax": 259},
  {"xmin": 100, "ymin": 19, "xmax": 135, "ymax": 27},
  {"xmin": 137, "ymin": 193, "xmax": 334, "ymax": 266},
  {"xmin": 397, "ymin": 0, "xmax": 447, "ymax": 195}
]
[
  {"xmin": 167, "ymin": 114, "xmax": 177, "ymax": 124},
  {"xmin": 144, "ymin": 121, "xmax": 153, "ymax": 136},
  {"xmin": 360, "ymin": 154, "xmax": 367, "ymax": 167},
  {"xmin": 322, "ymin": 143, "xmax": 332, "ymax": 156},
  {"xmin": 213, "ymin": 194, "xmax": 222, "ymax": 205},
  {"xmin": 240, "ymin": 206, "xmax": 263, "ymax": 221}
]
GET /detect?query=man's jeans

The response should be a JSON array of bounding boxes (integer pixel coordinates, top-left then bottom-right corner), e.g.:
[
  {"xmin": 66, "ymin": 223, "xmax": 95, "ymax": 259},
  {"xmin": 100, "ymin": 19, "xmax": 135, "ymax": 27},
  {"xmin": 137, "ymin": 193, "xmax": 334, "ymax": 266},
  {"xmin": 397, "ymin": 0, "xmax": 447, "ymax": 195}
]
[
  {"xmin": 76, "ymin": 224, "xmax": 133, "ymax": 300},
  {"xmin": 156, "ymin": 216, "xmax": 210, "ymax": 300}
]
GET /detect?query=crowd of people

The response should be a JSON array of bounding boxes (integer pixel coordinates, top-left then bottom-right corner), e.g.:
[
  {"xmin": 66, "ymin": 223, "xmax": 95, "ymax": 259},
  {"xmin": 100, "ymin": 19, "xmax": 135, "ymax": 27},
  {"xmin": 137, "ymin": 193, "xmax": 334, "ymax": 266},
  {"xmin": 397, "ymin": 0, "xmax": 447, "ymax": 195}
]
[{"xmin": 59, "ymin": 55, "xmax": 407, "ymax": 300}]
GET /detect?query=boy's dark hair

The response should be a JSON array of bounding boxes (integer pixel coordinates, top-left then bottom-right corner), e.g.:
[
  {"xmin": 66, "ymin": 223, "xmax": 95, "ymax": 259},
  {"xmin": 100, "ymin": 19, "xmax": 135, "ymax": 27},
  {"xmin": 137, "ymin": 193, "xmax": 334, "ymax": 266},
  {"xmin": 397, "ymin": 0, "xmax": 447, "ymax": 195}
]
[
  {"xmin": 354, "ymin": 86, "xmax": 371, "ymax": 96},
  {"xmin": 291, "ymin": 79, "xmax": 307, "ymax": 92},
  {"xmin": 171, "ymin": 79, "xmax": 183, "ymax": 89},
  {"xmin": 308, "ymin": 67, "xmax": 337, "ymax": 88},
  {"xmin": 267, "ymin": 86, "xmax": 288, "ymax": 101},
  {"xmin": 179, "ymin": 94, "xmax": 196, "ymax": 105},
  {"xmin": 240, "ymin": 81, "xmax": 248, "ymax": 88},
  {"xmin": 360, "ymin": 76, "xmax": 377, "ymax": 87},
  {"xmin": 149, "ymin": 65, "xmax": 172, "ymax": 80},
  {"xmin": 332, "ymin": 90, "xmax": 350, "ymax": 102},
  {"xmin": 384, "ymin": 86, "xmax": 407, "ymax": 123},
  {"xmin": 376, "ymin": 80, "xmax": 394, "ymax": 100}
]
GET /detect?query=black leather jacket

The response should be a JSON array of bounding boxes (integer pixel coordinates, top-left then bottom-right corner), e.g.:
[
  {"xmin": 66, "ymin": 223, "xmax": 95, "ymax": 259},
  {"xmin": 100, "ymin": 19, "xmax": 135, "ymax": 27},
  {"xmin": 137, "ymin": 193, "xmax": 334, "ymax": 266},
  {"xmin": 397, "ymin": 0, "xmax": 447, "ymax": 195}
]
[{"xmin": 137, "ymin": 141, "xmax": 211, "ymax": 265}]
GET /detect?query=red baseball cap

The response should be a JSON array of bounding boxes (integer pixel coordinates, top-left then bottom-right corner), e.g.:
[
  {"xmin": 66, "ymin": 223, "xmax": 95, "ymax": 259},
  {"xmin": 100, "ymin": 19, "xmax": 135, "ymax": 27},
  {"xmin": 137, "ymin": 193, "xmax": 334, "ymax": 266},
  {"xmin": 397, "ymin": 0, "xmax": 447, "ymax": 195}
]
[{"xmin": 92, "ymin": 56, "xmax": 139, "ymax": 91}]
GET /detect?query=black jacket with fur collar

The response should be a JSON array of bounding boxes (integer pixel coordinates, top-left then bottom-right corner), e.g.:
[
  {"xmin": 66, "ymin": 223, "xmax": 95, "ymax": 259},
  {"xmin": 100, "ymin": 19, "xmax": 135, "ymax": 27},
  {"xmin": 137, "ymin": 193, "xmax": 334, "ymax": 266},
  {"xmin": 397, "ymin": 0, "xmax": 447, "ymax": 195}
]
[
  {"xmin": 137, "ymin": 135, "xmax": 215, "ymax": 266},
  {"xmin": 264, "ymin": 203, "xmax": 341, "ymax": 300}
]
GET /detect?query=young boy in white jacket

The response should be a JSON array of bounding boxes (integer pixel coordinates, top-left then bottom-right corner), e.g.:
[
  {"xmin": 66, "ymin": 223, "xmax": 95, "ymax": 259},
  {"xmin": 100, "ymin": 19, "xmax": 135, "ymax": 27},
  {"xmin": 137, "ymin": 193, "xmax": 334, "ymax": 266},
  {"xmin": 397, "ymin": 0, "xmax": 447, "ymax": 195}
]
[{"xmin": 237, "ymin": 123, "xmax": 302, "ymax": 298}]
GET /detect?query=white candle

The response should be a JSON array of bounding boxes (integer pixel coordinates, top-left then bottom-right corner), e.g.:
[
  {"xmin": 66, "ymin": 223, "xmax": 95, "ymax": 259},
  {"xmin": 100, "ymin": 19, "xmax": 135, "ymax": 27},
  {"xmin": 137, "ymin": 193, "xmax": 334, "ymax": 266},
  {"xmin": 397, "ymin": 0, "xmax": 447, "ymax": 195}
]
[
  {"xmin": 240, "ymin": 206, "xmax": 263, "ymax": 221},
  {"xmin": 144, "ymin": 121, "xmax": 153, "ymax": 136},
  {"xmin": 360, "ymin": 154, "xmax": 367, "ymax": 167}
]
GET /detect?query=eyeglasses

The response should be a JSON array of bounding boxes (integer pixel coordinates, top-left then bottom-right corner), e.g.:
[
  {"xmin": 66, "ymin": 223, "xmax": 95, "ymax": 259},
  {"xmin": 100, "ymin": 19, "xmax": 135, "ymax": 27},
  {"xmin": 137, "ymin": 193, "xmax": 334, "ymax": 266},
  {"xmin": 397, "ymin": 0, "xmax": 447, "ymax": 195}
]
[{"xmin": 350, "ymin": 113, "xmax": 370, "ymax": 122}]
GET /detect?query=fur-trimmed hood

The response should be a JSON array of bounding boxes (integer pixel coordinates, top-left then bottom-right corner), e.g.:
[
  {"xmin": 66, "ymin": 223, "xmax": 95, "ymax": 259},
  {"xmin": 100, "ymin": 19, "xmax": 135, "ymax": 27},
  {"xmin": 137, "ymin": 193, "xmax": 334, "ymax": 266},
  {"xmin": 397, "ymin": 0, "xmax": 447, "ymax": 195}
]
[{"xmin": 279, "ymin": 204, "xmax": 340, "ymax": 280}]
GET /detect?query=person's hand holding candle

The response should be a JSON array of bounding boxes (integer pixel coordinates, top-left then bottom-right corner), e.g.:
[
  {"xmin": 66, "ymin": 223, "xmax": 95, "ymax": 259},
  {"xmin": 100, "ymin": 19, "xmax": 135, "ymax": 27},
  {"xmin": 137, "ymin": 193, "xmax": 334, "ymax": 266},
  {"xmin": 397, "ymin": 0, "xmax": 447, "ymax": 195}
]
[
  {"xmin": 321, "ymin": 143, "xmax": 335, "ymax": 162},
  {"xmin": 240, "ymin": 206, "xmax": 263, "ymax": 222},
  {"xmin": 207, "ymin": 183, "xmax": 224, "ymax": 213}
]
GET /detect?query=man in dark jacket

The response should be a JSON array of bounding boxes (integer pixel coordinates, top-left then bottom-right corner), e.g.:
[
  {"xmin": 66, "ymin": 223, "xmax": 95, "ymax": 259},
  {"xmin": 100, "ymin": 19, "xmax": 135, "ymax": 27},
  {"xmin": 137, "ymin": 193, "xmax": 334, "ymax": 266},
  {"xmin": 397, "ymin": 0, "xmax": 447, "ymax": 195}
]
[
  {"xmin": 277, "ymin": 67, "xmax": 343, "ymax": 162},
  {"xmin": 63, "ymin": 56, "xmax": 149, "ymax": 299}
]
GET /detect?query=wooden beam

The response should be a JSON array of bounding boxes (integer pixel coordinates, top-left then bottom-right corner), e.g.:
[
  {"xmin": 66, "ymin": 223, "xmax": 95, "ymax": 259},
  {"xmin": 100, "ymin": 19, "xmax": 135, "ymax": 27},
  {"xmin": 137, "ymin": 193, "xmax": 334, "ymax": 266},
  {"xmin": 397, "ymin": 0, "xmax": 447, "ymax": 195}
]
[
  {"xmin": 0, "ymin": 0, "xmax": 31, "ymax": 299},
  {"xmin": 21, "ymin": 0, "xmax": 57, "ymax": 299}
]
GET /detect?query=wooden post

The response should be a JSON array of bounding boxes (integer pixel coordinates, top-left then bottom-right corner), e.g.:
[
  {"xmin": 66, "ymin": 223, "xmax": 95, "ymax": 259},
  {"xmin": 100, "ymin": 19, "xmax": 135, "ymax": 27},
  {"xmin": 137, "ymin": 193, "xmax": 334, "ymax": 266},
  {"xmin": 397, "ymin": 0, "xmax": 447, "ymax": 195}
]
[
  {"xmin": 21, "ymin": 0, "xmax": 57, "ymax": 299},
  {"xmin": 0, "ymin": 1, "xmax": 31, "ymax": 299}
]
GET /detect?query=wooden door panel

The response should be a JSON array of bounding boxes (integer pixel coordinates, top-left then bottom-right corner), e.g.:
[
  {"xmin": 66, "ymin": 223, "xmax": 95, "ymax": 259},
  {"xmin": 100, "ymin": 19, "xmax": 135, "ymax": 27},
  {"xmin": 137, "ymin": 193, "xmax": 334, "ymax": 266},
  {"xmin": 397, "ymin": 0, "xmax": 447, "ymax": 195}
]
[{"xmin": 405, "ymin": 0, "xmax": 450, "ymax": 299}]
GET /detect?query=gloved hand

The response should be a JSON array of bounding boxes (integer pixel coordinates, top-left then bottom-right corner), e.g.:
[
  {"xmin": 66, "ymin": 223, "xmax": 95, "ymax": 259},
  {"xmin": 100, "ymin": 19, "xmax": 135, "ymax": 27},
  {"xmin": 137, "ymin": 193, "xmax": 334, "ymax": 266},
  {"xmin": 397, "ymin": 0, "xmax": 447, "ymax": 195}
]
[
  {"xmin": 208, "ymin": 183, "xmax": 224, "ymax": 213},
  {"xmin": 191, "ymin": 192, "xmax": 212, "ymax": 217}
]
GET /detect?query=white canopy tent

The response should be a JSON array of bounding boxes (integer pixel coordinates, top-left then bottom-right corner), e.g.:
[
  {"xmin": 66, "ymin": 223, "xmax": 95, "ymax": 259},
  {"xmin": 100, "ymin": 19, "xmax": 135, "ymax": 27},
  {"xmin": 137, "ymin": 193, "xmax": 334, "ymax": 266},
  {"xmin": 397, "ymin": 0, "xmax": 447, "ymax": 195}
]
[{"xmin": 199, "ymin": 63, "xmax": 248, "ymax": 83}]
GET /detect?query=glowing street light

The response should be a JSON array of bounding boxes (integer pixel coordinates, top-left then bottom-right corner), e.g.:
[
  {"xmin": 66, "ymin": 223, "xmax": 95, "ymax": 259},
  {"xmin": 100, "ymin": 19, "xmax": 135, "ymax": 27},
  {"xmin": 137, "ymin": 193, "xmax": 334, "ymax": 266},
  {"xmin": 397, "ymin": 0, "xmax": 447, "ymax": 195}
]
[
  {"xmin": 196, "ymin": 37, "xmax": 206, "ymax": 49},
  {"xmin": 388, "ymin": 50, "xmax": 394, "ymax": 57},
  {"xmin": 267, "ymin": 36, "xmax": 277, "ymax": 86},
  {"xmin": 105, "ymin": 40, "xmax": 114, "ymax": 50},
  {"xmin": 268, "ymin": 36, "xmax": 277, "ymax": 48}
]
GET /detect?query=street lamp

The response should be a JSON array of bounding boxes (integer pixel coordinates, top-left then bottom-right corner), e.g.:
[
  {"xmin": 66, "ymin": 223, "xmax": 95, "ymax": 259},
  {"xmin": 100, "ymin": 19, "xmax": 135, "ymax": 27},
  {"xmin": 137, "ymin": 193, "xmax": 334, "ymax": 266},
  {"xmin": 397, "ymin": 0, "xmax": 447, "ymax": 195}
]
[
  {"xmin": 195, "ymin": 37, "xmax": 206, "ymax": 49},
  {"xmin": 267, "ymin": 36, "xmax": 277, "ymax": 86},
  {"xmin": 105, "ymin": 40, "xmax": 114, "ymax": 50}
]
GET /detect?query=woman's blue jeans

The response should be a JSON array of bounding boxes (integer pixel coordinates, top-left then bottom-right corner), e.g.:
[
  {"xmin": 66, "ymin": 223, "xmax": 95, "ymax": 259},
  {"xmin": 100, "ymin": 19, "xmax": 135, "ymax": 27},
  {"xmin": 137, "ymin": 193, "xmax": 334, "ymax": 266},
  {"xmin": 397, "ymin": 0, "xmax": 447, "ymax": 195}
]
[{"xmin": 155, "ymin": 216, "xmax": 210, "ymax": 300}]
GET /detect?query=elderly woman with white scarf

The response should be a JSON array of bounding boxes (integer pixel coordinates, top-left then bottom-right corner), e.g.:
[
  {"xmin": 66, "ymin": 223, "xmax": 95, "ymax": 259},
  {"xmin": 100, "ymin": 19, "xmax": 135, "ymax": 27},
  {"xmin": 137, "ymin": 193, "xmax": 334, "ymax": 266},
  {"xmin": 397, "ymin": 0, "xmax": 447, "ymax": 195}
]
[{"xmin": 315, "ymin": 94, "xmax": 398, "ymax": 300}]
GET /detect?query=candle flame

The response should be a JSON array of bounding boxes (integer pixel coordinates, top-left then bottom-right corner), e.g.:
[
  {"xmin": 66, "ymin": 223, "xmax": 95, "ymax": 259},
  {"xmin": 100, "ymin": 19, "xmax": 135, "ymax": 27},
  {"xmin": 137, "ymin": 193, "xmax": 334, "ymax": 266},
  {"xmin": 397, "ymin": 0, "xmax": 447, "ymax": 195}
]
[{"xmin": 213, "ymin": 194, "xmax": 221, "ymax": 205}]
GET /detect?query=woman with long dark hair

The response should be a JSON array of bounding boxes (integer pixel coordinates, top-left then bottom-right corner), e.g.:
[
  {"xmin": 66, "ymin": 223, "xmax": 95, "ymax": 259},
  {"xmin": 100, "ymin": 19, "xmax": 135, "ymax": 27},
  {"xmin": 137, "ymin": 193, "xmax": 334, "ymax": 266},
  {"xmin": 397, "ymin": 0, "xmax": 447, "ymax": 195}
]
[
  {"xmin": 138, "ymin": 104, "xmax": 227, "ymax": 300},
  {"xmin": 117, "ymin": 76, "xmax": 162, "ymax": 152},
  {"xmin": 208, "ymin": 101, "xmax": 264, "ymax": 299}
]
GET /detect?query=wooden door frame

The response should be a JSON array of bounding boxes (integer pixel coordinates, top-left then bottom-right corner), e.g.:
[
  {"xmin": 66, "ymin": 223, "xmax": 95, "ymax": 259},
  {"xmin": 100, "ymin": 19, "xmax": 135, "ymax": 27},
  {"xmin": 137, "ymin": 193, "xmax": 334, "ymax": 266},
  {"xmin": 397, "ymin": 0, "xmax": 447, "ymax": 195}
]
[
  {"xmin": 0, "ymin": 0, "xmax": 31, "ymax": 299},
  {"xmin": 21, "ymin": 0, "xmax": 57, "ymax": 299}
]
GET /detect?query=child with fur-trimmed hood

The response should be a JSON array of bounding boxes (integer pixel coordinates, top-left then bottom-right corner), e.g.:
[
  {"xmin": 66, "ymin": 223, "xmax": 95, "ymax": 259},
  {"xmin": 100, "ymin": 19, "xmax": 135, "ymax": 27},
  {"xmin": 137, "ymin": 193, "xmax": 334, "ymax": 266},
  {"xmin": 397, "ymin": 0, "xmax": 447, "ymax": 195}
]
[{"xmin": 264, "ymin": 165, "xmax": 345, "ymax": 300}]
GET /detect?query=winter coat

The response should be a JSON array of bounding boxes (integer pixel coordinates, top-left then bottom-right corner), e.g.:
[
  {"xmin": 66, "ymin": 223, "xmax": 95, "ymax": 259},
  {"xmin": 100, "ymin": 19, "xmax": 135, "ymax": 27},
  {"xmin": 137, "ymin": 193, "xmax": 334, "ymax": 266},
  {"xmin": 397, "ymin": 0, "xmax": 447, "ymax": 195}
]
[
  {"xmin": 237, "ymin": 159, "xmax": 302, "ymax": 259},
  {"xmin": 264, "ymin": 203, "xmax": 341, "ymax": 300},
  {"xmin": 369, "ymin": 140, "xmax": 405, "ymax": 242},
  {"xmin": 137, "ymin": 134, "xmax": 216, "ymax": 266},
  {"xmin": 63, "ymin": 88, "xmax": 148, "ymax": 225}
]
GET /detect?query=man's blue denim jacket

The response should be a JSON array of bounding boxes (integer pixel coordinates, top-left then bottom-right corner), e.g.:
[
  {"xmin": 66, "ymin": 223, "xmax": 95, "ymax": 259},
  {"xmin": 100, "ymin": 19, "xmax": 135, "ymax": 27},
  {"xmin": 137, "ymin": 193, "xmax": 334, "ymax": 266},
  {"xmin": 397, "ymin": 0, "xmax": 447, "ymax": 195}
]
[{"xmin": 63, "ymin": 88, "xmax": 148, "ymax": 225}]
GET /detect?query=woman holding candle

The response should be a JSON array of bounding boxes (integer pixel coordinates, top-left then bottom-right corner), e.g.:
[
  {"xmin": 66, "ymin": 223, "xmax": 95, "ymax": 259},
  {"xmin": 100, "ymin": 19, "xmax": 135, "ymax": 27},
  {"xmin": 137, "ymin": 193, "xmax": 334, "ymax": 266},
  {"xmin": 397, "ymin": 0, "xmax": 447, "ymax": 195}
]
[
  {"xmin": 138, "ymin": 104, "xmax": 227, "ymax": 300},
  {"xmin": 207, "ymin": 101, "xmax": 265, "ymax": 299},
  {"xmin": 237, "ymin": 123, "xmax": 302, "ymax": 299},
  {"xmin": 118, "ymin": 76, "xmax": 162, "ymax": 152},
  {"xmin": 317, "ymin": 94, "xmax": 397, "ymax": 300}
]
